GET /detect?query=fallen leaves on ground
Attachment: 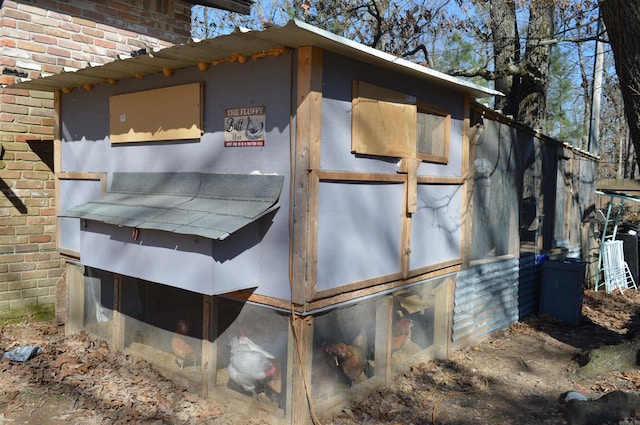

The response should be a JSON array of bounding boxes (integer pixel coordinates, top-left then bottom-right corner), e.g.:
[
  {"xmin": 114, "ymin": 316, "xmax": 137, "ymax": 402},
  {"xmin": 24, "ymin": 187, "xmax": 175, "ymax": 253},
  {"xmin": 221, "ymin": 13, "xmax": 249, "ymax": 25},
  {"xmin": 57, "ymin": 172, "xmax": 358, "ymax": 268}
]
[
  {"xmin": 2, "ymin": 288, "xmax": 640, "ymax": 424},
  {"xmin": 332, "ymin": 289, "xmax": 640, "ymax": 425},
  {"xmin": 0, "ymin": 328, "xmax": 224, "ymax": 424}
]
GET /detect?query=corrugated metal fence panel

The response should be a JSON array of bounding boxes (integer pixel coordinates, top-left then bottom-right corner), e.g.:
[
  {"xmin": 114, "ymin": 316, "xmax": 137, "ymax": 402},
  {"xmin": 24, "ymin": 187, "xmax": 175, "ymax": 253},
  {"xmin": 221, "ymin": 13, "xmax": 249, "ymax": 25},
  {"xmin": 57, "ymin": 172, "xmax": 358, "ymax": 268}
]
[
  {"xmin": 453, "ymin": 255, "xmax": 540, "ymax": 343},
  {"xmin": 518, "ymin": 254, "xmax": 541, "ymax": 318}
]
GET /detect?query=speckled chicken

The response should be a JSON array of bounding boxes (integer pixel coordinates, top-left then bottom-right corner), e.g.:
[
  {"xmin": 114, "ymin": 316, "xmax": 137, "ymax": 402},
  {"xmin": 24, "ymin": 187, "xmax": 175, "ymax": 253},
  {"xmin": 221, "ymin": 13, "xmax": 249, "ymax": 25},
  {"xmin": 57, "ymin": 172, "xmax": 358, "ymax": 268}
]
[
  {"xmin": 392, "ymin": 318, "xmax": 414, "ymax": 351},
  {"xmin": 323, "ymin": 342, "xmax": 366, "ymax": 386},
  {"xmin": 171, "ymin": 319, "xmax": 196, "ymax": 370},
  {"xmin": 228, "ymin": 336, "xmax": 277, "ymax": 395}
]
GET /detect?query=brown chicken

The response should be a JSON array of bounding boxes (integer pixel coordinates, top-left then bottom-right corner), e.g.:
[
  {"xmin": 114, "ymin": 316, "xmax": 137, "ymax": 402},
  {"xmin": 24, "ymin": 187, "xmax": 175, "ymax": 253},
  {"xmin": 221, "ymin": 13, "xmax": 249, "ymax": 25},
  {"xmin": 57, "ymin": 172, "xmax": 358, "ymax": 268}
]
[
  {"xmin": 312, "ymin": 346, "xmax": 340, "ymax": 398},
  {"xmin": 323, "ymin": 342, "xmax": 365, "ymax": 386},
  {"xmin": 172, "ymin": 319, "xmax": 196, "ymax": 370},
  {"xmin": 391, "ymin": 318, "xmax": 414, "ymax": 351}
]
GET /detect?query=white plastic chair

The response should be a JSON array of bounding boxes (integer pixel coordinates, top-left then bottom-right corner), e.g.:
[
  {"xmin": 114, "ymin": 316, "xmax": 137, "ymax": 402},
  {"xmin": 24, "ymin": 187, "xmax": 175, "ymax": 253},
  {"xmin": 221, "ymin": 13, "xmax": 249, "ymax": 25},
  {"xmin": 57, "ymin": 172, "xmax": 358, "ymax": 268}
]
[{"xmin": 602, "ymin": 240, "xmax": 637, "ymax": 294}]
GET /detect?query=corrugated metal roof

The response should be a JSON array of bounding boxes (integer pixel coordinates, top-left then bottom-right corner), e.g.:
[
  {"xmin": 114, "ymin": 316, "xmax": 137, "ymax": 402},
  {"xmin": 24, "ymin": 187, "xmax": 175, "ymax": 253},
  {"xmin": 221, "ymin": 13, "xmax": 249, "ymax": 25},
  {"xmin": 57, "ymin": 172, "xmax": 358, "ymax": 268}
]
[
  {"xmin": 11, "ymin": 20, "xmax": 500, "ymax": 99},
  {"xmin": 187, "ymin": 0, "xmax": 253, "ymax": 14},
  {"xmin": 60, "ymin": 172, "xmax": 284, "ymax": 240}
]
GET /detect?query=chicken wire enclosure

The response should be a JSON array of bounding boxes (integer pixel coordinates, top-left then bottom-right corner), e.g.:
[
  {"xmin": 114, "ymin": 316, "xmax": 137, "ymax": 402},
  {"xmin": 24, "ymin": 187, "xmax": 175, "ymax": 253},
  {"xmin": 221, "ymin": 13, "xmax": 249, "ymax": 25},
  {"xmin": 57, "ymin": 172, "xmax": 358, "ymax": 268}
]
[
  {"xmin": 67, "ymin": 267, "xmax": 290, "ymax": 414},
  {"xmin": 392, "ymin": 287, "xmax": 436, "ymax": 354},
  {"xmin": 212, "ymin": 298, "xmax": 289, "ymax": 411},
  {"xmin": 119, "ymin": 276, "xmax": 204, "ymax": 391},
  {"xmin": 312, "ymin": 299, "xmax": 377, "ymax": 402},
  {"xmin": 390, "ymin": 277, "xmax": 448, "ymax": 368},
  {"xmin": 470, "ymin": 119, "xmax": 520, "ymax": 261},
  {"xmin": 311, "ymin": 276, "xmax": 449, "ymax": 415},
  {"xmin": 65, "ymin": 260, "xmax": 452, "ymax": 423}
]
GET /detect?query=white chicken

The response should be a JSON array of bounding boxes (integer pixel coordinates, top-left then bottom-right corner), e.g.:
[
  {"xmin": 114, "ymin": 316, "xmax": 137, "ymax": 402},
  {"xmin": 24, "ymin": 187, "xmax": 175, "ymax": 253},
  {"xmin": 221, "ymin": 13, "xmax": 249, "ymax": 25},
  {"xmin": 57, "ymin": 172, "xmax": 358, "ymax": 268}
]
[{"xmin": 228, "ymin": 336, "xmax": 277, "ymax": 395}]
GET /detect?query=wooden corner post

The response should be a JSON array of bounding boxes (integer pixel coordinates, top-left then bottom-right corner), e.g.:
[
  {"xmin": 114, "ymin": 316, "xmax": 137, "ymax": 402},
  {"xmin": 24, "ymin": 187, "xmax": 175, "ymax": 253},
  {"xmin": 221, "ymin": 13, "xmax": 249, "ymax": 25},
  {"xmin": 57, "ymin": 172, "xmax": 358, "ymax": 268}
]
[{"xmin": 291, "ymin": 46, "xmax": 323, "ymax": 305}]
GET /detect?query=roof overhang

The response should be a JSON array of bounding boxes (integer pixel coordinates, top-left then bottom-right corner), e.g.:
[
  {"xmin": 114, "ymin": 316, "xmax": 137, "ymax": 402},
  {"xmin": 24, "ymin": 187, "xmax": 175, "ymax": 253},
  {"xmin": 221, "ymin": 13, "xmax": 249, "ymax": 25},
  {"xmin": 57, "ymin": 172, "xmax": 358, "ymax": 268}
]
[
  {"xmin": 60, "ymin": 172, "xmax": 284, "ymax": 240},
  {"xmin": 10, "ymin": 20, "xmax": 500, "ymax": 100},
  {"xmin": 187, "ymin": 0, "xmax": 253, "ymax": 14}
]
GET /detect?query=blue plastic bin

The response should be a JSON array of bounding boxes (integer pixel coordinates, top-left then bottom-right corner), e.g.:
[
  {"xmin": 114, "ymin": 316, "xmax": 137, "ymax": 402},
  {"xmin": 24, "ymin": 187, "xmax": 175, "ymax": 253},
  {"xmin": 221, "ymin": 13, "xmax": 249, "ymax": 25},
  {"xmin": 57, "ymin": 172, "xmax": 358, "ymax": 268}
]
[{"xmin": 539, "ymin": 259, "xmax": 586, "ymax": 325}]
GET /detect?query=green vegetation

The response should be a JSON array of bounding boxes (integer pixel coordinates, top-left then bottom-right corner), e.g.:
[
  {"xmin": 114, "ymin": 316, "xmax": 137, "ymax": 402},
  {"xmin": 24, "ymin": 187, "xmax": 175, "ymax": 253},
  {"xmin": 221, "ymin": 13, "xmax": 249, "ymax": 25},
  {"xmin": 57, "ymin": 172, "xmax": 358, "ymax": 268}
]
[{"xmin": 0, "ymin": 303, "xmax": 55, "ymax": 326}]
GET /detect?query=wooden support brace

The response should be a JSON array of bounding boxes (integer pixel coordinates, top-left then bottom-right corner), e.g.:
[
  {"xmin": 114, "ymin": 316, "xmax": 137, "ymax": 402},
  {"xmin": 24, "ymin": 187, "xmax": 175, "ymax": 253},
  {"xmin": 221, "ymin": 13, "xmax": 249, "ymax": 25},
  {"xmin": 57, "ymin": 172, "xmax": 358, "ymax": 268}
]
[
  {"xmin": 288, "ymin": 314, "xmax": 314, "ymax": 425},
  {"xmin": 397, "ymin": 157, "xmax": 420, "ymax": 213}
]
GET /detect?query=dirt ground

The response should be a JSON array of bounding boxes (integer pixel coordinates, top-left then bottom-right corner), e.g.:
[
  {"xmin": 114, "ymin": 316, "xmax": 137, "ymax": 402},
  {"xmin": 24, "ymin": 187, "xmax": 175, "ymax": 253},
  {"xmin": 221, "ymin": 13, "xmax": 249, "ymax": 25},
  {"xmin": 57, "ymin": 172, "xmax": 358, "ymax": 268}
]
[{"xmin": 2, "ymin": 288, "xmax": 640, "ymax": 425}]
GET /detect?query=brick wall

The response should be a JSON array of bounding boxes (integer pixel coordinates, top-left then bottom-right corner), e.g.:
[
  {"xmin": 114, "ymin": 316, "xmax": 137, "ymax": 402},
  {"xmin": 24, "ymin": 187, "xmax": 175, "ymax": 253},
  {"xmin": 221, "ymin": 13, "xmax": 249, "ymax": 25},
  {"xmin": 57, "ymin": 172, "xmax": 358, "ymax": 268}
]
[{"xmin": 0, "ymin": 0, "xmax": 194, "ymax": 318}]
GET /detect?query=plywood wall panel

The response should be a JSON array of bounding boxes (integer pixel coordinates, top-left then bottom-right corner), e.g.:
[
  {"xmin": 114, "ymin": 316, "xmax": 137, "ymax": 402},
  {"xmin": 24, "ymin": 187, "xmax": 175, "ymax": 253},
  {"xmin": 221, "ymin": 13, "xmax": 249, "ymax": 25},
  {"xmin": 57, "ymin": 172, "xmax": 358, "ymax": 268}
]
[
  {"xmin": 109, "ymin": 83, "xmax": 203, "ymax": 143},
  {"xmin": 316, "ymin": 181, "xmax": 403, "ymax": 291},
  {"xmin": 409, "ymin": 184, "xmax": 462, "ymax": 269}
]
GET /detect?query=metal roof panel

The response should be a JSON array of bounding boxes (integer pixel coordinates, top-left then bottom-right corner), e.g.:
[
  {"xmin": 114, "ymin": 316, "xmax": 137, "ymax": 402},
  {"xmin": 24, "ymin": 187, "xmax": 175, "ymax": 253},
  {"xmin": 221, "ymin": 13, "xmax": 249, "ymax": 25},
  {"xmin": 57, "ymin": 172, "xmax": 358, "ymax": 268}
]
[
  {"xmin": 11, "ymin": 20, "xmax": 500, "ymax": 99},
  {"xmin": 186, "ymin": 0, "xmax": 253, "ymax": 15}
]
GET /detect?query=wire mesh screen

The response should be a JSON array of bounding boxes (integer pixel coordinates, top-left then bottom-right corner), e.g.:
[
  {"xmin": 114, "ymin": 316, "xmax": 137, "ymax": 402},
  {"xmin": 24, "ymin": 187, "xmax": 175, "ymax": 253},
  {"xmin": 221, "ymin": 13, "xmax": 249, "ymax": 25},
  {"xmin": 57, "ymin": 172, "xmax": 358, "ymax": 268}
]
[
  {"xmin": 120, "ymin": 276, "xmax": 204, "ymax": 389},
  {"xmin": 311, "ymin": 280, "xmax": 440, "ymax": 406},
  {"xmin": 471, "ymin": 119, "xmax": 520, "ymax": 260},
  {"xmin": 312, "ymin": 299, "xmax": 377, "ymax": 401},
  {"xmin": 214, "ymin": 298, "xmax": 289, "ymax": 409}
]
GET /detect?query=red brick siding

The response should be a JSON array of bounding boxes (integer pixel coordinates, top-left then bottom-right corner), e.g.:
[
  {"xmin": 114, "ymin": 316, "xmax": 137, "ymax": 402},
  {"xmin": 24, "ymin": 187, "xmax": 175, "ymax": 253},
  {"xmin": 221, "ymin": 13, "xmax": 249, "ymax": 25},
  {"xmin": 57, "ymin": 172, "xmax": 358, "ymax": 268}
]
[{"xmin": 0, "ymin": 0, "xmax": 194, "ymax": 315}]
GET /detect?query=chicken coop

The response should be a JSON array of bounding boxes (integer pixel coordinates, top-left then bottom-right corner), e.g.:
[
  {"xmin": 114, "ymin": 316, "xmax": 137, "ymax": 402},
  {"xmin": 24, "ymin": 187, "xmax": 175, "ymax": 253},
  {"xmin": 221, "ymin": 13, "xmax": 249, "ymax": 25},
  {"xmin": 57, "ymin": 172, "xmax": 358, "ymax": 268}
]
[{"xmin": 11, "ymin": 19, "xmax": 596, "ymax": 424}]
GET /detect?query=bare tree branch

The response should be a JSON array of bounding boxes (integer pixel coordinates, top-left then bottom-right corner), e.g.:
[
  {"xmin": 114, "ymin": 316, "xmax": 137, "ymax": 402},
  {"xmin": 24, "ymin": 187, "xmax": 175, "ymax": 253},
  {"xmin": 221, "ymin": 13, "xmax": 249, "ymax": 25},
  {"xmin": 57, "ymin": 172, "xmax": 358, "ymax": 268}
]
[{"xmin": 446, "ymin": 64, "xmax": 523, "ymax": 80}]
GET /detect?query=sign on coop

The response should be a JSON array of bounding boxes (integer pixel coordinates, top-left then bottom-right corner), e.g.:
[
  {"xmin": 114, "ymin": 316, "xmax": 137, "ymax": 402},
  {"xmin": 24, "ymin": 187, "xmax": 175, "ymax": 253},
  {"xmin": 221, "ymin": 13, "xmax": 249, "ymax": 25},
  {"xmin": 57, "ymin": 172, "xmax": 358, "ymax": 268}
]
[{"xmin": 224, "ymin": 106, "xmax": 266, "ymax": 147}]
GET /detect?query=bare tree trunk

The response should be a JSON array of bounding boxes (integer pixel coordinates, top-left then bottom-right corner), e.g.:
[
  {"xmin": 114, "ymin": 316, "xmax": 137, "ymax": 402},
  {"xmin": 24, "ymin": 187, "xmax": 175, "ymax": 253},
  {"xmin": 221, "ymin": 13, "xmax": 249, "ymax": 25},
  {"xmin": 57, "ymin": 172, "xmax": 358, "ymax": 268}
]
[
  {"xmin": 517, "ymin": 1, "xmax": 554, "ymax": 130},
  {"xmin": 490, "ymin": 0, "xmax": 520, "ymax": 116},
  {"xmin": 600, "ymin": 0, "xmax": 640, "ymax": 172},
  {"xmin": 577, "ymin": 25, "xmax": 593, "ymax": 151}
]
